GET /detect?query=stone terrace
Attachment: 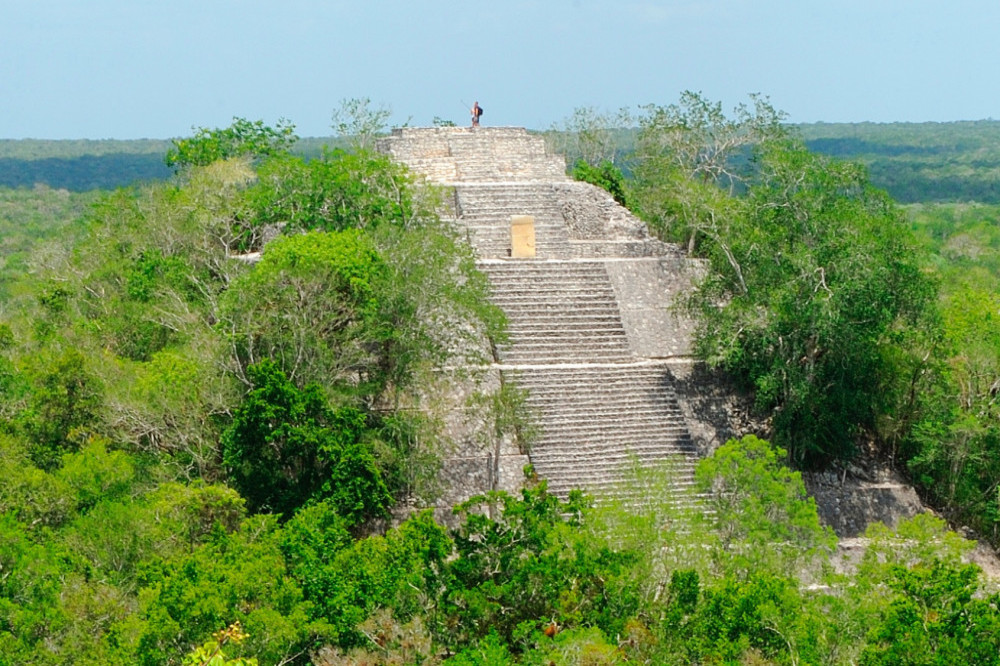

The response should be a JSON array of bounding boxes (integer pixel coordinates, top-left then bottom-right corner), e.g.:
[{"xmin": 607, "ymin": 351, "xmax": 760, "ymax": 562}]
[{"xmin": 377, "ymin": 126, "xmax": 733, "ymax": 507}]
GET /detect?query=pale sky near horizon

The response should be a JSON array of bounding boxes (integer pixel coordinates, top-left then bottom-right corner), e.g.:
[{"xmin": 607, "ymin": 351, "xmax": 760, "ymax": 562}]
[{"xmin": 3, "ymin": 0, "xmax": 998, "ymax": 139}]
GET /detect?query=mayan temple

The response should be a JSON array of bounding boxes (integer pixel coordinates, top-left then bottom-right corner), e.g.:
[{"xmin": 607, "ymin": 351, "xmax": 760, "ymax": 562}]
[{"xmin": 375, "ymin": 125, "xmax": 749, "ymax": 514}]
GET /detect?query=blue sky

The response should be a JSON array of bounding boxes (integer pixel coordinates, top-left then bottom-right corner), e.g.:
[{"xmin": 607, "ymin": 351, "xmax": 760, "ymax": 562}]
[{"xmin": 3, "ymin": 0, "xmax": 999, "ymax": 139}]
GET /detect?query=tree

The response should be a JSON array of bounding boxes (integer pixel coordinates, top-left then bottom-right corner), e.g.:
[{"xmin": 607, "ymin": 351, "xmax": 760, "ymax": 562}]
[
  {"xmin": 444, "ymin": 485, "xmax": 637, "ymax": 651},
  {"xmin": 165, "ymin": 118, "xmax": 297, "ymax": 171},
  {"xmin": 635, "ymin": 91, "xmax": 785, "ymax": 193},
  {"xmin": 547, "ymin": 105, "xmax": 634, "ymax": 168},
  {"xmin": 22, "ymin": 348, "xmax": 104, "ymax": 469},
  {"xmin": 217, "ymin": 230, "xmax": 393, "ymax": 396},
  {"xmin": 687, "ymin": 138, "xmax": 936, "ymax": 464},
  {"xmin": 221, "ymin": 359, "xmax": 392, "ymax": 524},
  {"xmin": 632, "ymin": 91, "xmax": 785, "ymax": 252},
  {"xmin": 331, "ymin": 97, "xmax": 393, "ymax": 153},
  {"xmin": 905, "ymin": 286, "xmax": 1000, "ymax": 543},
  {"xmin": 694, "ymin": 435, "xmax": 836, "ymax": 575},
  {"xmin": 280, "ymin": 510, "xmax": 451, "ymax": 650},
  {"xmin": 630, "ymin": 95, "xmax": 936, "ymax": 466},
  {"xmin": 133, "ymin": 515, "xmax": 332, "ymax": 666},
  {"xmin": 571, "ymin": 159, "xmax": 629, "ymax": 207},
  {"xmin": 244, "ymin": 149, "xmax": 432, "ymax": 236}
]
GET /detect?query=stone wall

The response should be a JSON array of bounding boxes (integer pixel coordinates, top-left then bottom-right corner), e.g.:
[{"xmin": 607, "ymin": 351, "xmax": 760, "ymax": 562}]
[{"xmin": 376, "ymin": 127, "xmax": 568, "ymax": 183}]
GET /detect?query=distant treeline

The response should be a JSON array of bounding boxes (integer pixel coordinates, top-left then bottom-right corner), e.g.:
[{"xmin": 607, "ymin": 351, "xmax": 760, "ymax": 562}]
[
  {"xmin": 0, "ymin": 154, "xmax": 171, "ymax": 191},
  {"xmin": 3, "ymin": 123, "xmax": 1000, "ymax": 202},
  {"xmin": 0, "ymin": 137, "xmax": 339, "ymax": 191},
  {"xmin": 798, "ymin": 120, "xmax": 1000, "ymax": 203}
]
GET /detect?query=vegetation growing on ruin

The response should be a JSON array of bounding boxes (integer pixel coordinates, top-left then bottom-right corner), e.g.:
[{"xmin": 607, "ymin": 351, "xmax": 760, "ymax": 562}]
[{"xmin": 2, "ymin": 101, "xmax": 1000, "ymax": 663}]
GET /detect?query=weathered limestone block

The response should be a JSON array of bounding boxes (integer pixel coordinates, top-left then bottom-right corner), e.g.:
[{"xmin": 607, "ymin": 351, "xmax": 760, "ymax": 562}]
[
  {"xmin": 605, "ymin": 257, "xmax": 702, "ymax": 358},
  {"xmin": 804, "ymin": 467, "xmax": 927, "ymax": 537}
]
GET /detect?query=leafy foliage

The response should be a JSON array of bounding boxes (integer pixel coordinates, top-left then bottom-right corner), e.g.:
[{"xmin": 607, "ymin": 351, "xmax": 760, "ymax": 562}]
[
  {"xmin": 330, "ymin": 97, "xmax": 394, "ymax": 152},
  {"xmin": 165, "ymin": 117, "xmax": 297, "ymax": 172},
  {"xmin": 221, "ymin": 360, "xmax": 392, "ymax": 524},
  {"xmin": 695, "ymin": 435, "xmax": 835, "ymax": 573},
  {"xmin": 7, "ymin": 107, "xmax": 1000, "ymax": 665},
  {"xmin": 445, "ymin": 484, "xmax": 637, "ymax": 651},
  {"xmin": 570, "ymin": 159, "xmax": 629, "ymax": 207},
  {"xmin": 630, "ymin": 94, "xmax": 936, "ymax": 464}
]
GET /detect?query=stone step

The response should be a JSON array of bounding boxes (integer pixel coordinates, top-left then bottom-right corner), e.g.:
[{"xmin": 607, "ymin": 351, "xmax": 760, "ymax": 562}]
[
  {"xmin": 533, "ymin": 451, "xmax": 697, "ymax": 465},
  {"xmin": 524, "ymin": 395, "xmax": 681, "ymax": 410},
  {"xmin": 459, "ymin": 210, "xmax": 567, "ymax": 222},
  {"xmin": 506, "ymin": 329, "xmax": 629, "ymax": 341},
  {"xmin": 532, "ymin": 432, "xmax": 693, "ymax": 448},
  {"xmin": 531, "ymin": 410, "xmax": 688, "ymax": 426},
  {"xmin": 533, "ymin": 454, "xmax": 698, "ymax": 472},
  {"xmin": 538, "ymin": 471, "xmax": 699, "ymax": 492},
  {"xmin": 500, "ymin": 340, "xmax": 632, "ymax": 354},
  {"xmin": 545, "ymin": 484, "xmax": 706, "ymax": 504},
  {"xmin": 491, "ymin": 290, "xmax": 619, "ymax": 301},
  {"xmin": 500, "ymin": 350, "xmax": 634, "ymax": 364},
  {"xmin": 500, "ymin": 314, "xmax": 622, "ymax": 326},
  {"xmin": 504, "ymin": 328, "xmax": 629, "ymax": 341},
  {"xmin": 508, "ymin": 365, "xmax": 680, "ymax": 380},
  {"xmin": 532, "ymin": 458, "xmax": 698, "ymax": 475},
  {"xmin": 490, "ymin": 279, "xmax": 612, "ymax": 289},
  {"xmin": 536, "ymin": 470, "xmax": 700, "ymax": 490},
  {"xmin": 532, "ymin": 419, "xmax": 690, "ymax": 434},
  {"xmin": 533, "ymin": 446, "xmax": 694, "ymax": 463},
  {"xmin": 480, "ymin": 260, "xmax": 610, "ymax": 272},
  {"xmin": 492, "ymin": 299, "xmax": 620, "ymax": 311},
  {"xmin": 507, "ymin": 316, "xmax": 627, "ymax": 327},
  {"xmin": 531, "ymin": 412, "xmax": 688, "ymax": 428},
  {"xmin": 525, "ymin": 394, "xmax": 686, "ymax": 410},
  {"xmin": 487, "ymin": 276, "xmax": 616, "ymax": 287},
  {"xmin": 495, "ymin": 298, "xmax": 621, "ymax": 309},
  {"xmin": 514, "ymin": 367, "xmax": 678, "ymax": 381}
]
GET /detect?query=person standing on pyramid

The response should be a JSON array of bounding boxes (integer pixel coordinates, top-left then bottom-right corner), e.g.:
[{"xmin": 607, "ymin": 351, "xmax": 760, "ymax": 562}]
[{"xmin": 471, "ymin": 101, "xmax": 483, "ymax": 127}]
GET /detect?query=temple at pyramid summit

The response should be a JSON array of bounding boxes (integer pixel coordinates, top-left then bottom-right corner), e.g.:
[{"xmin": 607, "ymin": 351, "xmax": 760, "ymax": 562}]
[{"xmin": 376, "ymin": 126, "xmax": 744, "ymax": 511}]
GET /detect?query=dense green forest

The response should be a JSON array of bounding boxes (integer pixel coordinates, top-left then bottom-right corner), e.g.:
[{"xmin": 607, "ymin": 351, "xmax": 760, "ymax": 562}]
[
  {"xmin": 0, "ymin": 136, "xmax": 339, "ymax": 191},
  {"xmin": 2, "ymin": 101, "xmax": 1000, "ymax": 665},
  {"xmin": 6, "ymin": 118, "xmax": 1000, "ymax": 201},
  {"xmin": 800, "ymin": 121, "xmax": 1000, "ymax": 203}
]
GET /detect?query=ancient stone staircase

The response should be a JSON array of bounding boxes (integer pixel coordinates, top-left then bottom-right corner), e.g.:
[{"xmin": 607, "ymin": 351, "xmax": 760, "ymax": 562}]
[
  {"xmin": 377, "ymin": 127, "xmax": 707, "ymax": 507},
  {"xmin": 509, "ymin": 364, "xmax": 700, "ymax": 500},
  {"xmin": 483, "ymin": 260, "xmax": 633, "ymax": 364}
]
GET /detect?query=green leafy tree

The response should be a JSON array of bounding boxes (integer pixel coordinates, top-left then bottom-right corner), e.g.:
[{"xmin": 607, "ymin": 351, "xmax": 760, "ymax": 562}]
[
  {"xmin": 21, "ymin": 348, "xmax": 104, "ymax": 469},
  {"xmin": 133, "ymin": 515, "xmax": 331, "ymax": 666},
  {"xmin": 218, "ymin": 230, "xmax": 392, "ymax": 397},
  {"xmin": 905, "ymin": 286, "xmax": 1000, "ymax": 542},
  {"xmin": 444, "ymin": 484, "xmax": 637, "ymax": 652},
  {"xmin": 859, "ymin": 561, "xmax": 1000, "ymax": 666},
  {"xmin": 688, "ymin": 139, "xmax": 936, "ymax": 464},
  {"xmin": 694, "ymin": 435, "xmax": 835, "ymax": 575},
  {"xmin": 571, "ymin": 159, "xmax": 629, "ymax": 207},
  {"xmin": 0, "ymin": 514, "xmax": 70, "ymax": 664},
  {"xmin": 165, "ymin": 118, "xmax": 297, "ymax": 171},
  {"xmin": 331, "ymin": 97, "xmax": 393, "ymax": 153},
  {"xmin": 55, "ymin": 436, "xmax": 134, "ymax": 511},
  {"xmin": 221, "ymin": 359, "xmax": 392, "ymax": 524},
  {"xmin": 279, "ymin": 508, "xmax": 450, "ymax": 649},
  {"xmin": 244, "ymin": 149, "xmax": 430, "ymax": 236},
  {"xmin": 632, "ymin": 92, "xmax": 786, "ymax": 254}
]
